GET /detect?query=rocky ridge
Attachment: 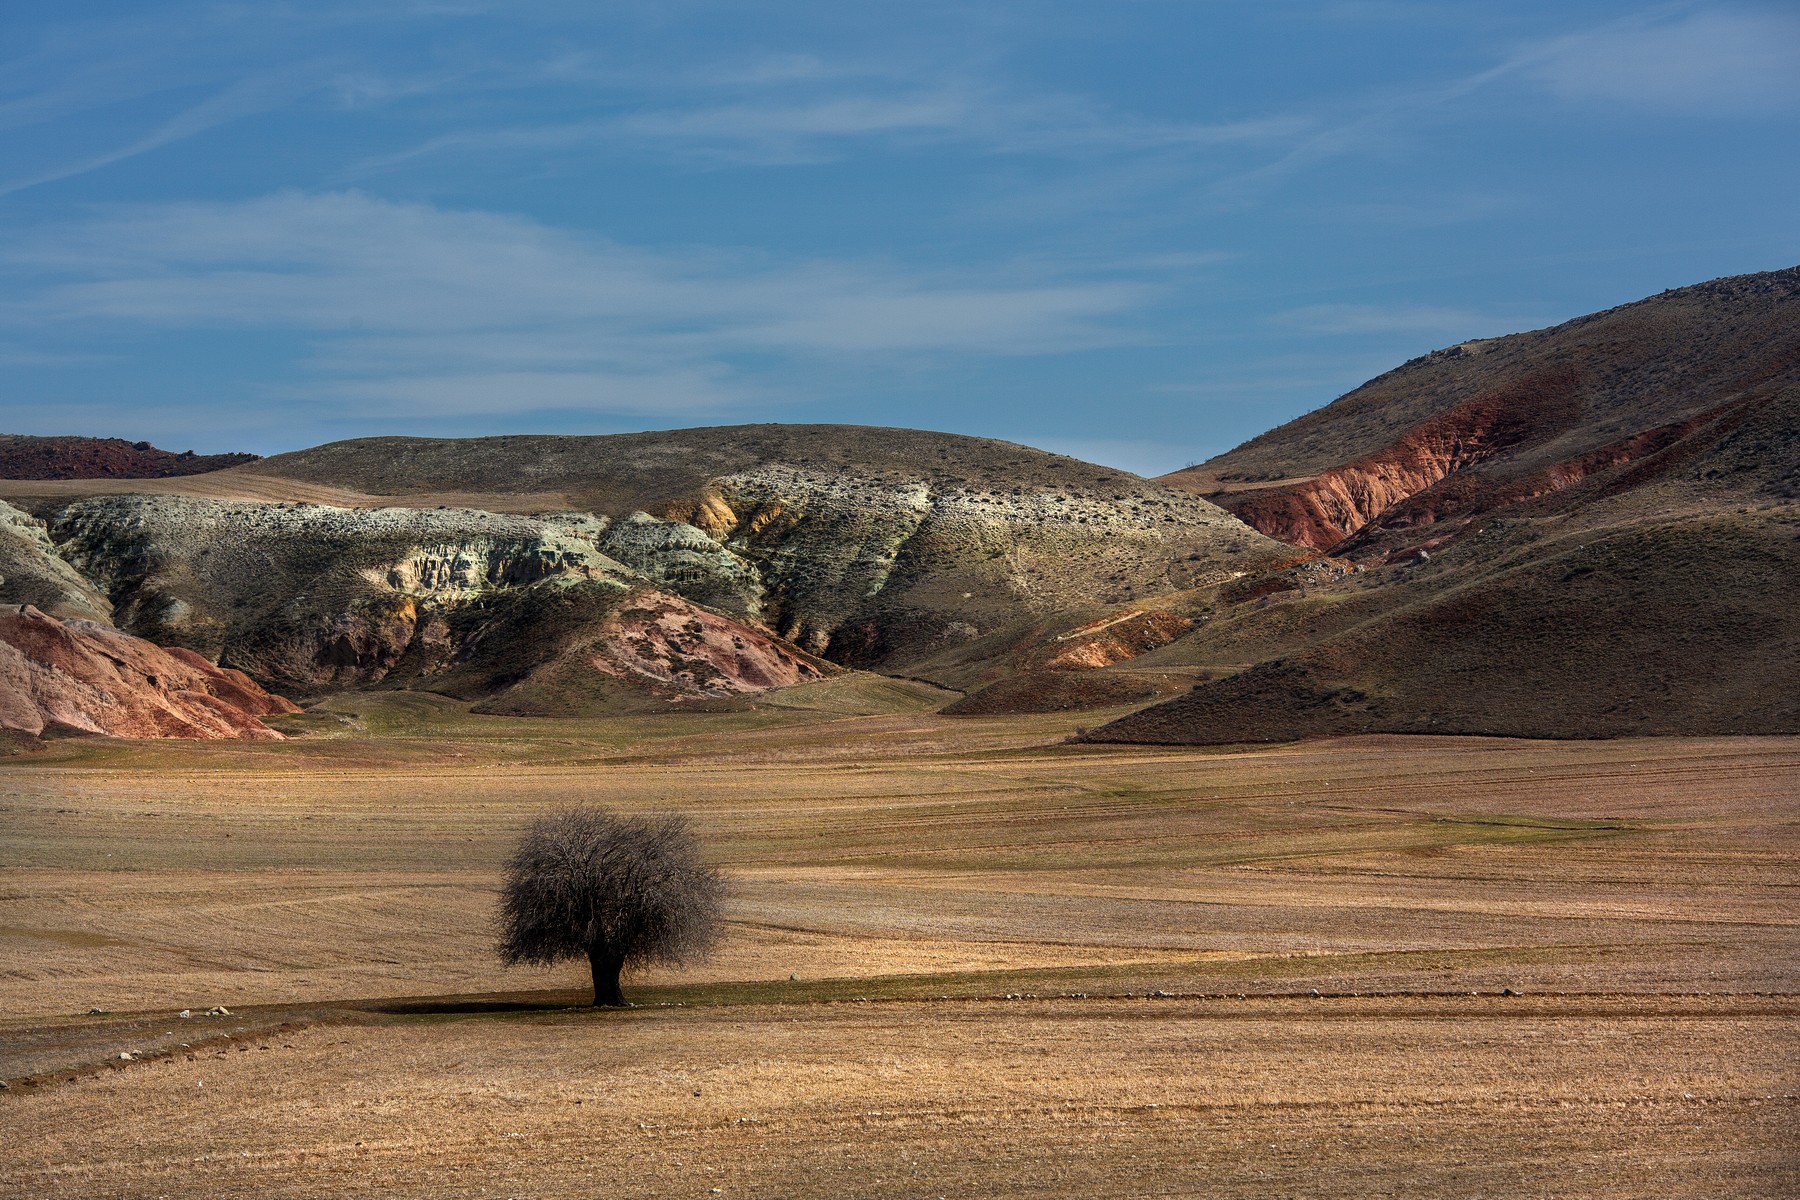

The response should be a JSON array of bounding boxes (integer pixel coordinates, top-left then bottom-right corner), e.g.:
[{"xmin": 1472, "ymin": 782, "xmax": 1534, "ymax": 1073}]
[
  {"xmin": 0, "ymin": 501, "xmax": 112, "ymax": 623},
  {"xmin": 39, "ymin": 496, "xmax": 832, "ymax": 708}
]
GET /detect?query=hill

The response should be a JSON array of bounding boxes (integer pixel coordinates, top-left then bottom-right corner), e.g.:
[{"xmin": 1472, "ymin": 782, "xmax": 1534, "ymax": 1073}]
[
  {"xmin": 1163, "ymin": 266, "xmax": 1799, "ymax": 555},
  {"xmin": 232, "ymin": 425, "xmax": 1286, "ymax": 656},
  {"xmin": 1091, "ymin": 267, "xmax": 1800, "ymax": 744},
  {"xmin": 0, "ymin": 436, "xmax": 259, "ymax": 480},
  {"xmin": 2, "ymin": 426, "xmax": 1290, "ymax": 713}
]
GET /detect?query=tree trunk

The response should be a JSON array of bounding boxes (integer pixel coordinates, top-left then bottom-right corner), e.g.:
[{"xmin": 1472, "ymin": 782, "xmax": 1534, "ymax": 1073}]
[{"xmin": 587, "ymin": 946, "xmax": 627, "ymax": 1007}]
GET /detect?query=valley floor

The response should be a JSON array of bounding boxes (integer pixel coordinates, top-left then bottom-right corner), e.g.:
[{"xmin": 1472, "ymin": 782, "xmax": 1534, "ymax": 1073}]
[{"xmin": 1, "ymin": 697, "xmax": 1795, "ymax": 1197}]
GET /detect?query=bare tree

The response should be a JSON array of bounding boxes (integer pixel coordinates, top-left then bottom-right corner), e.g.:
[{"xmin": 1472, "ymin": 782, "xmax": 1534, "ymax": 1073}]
[{"xmin": 497, "ymin": 807, "xmax": 723, "ymax": 1006}]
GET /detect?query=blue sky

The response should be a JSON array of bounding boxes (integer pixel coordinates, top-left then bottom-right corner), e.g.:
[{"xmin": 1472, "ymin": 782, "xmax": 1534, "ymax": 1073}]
[{"xmin": 1, "ymin": 2, "xmax": 1796, "ymax": 474}]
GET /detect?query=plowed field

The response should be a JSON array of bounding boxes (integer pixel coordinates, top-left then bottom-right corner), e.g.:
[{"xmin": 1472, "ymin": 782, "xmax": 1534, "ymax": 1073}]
[{"xmin": 2, "ymin": 702, "xmax": 1795, "ymax": 1196}]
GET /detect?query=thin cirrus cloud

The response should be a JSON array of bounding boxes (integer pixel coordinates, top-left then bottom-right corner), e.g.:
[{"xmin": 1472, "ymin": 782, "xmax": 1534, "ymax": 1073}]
[
  {"xmin": 1275, "ymin": 303, "xmax": 1548, "ymax": 339},
  {"xmin": 0, "ymin": 62, "xmax": 341, "ymax": 199},
  {"xmin": 10, "ymin": 190, "xmax": 1154, "ymax": 417},
  {"xmin": 356, "ymin": 84, "xmax": 1313, "ymax": 176},
  {"xmin": 1199, "ymin": 6, "xmax": 1800, "ymax": 206},
  {"xmin": 1520, "ymin": 7, "xmax": 1800, "ymax": 114}
]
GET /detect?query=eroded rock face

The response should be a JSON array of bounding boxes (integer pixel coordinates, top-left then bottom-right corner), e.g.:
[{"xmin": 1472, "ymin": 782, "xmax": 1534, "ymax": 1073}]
[
  {"xmin": 1213, "ymin": 371, "xmax": 1581, "ymax": 551},
  {"xmin": 589, "ymin": 594, "xmax": 824, "ymax": 695},
  {"xmin": 455, "ymin": 588, "xmax": 832, "ymax": 716},
  {"xmin": 47, "ymin": 497, "xmax": 640, "ymax": 692},
  {"xmin": 39, "ymin": 495, "xmax": 837, "ymax": 707},
  {"xmin": 649, "ymin": 463, "xmax": 1275, "ymax": 664},
  {"xmin": 1043, "ymin": 610, "xmax": 1196, "ymax": 670},
  {"xmin": 0, "ymin": 604, "xmax": 298, "ymax": 740},
  {"xmin": 596, "ymin": 512, "xmax": 767, "ymax": 619},
  {"xmin": 39, "ymin": 458, "xmax": 1287, "ymax": 690},
  {"xmin": 0, "ymin": 501, "xmax": 112, "ymax": 623}
]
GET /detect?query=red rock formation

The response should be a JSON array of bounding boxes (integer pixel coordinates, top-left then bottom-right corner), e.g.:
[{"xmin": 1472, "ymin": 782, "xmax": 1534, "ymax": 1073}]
[
  {"xmin": 1334, "ymin": 397, "xmax": 1766, "ymax": 560},
  {"xmin": 1044, "ymin": 610, "xmax": 1194, "ymax": 669},
  {"xmin": 1217, "ymin": 370, "xmax": 1580, "ymax": 551},
  {"xmin": 0, "ymin": 605, "xmax": 299, "ymax": 740},
  {"xmin": 585, "ymin": 593, "xmax": 831, "ymax": 696}
]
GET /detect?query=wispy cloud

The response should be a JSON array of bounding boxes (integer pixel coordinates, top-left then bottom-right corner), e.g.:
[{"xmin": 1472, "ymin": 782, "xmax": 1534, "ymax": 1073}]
[
  {"xmin": 7, "ymin": 191, "xmax": 1153, "ymax": 418},
  {"xmin": 0, "ymin": 65, "xmax": 334, "ymax": 198},
  {"xmin": 1522, "ymin": 7, "xmax": 1800, "ymax": 114},
  {"xmin": 1200, "ymin": 5, "xmax": 1800, "ymax": 206},
  {"xmin": 1274, "ymin": 303, "xmax": 1545, "ymax": 338},
  {"xmin": 356, "ymin": 80, "xmax": 1312, "ymax": 174}
]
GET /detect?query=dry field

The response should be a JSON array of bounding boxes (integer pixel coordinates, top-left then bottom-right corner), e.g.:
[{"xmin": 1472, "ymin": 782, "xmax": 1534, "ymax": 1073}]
[{"xmin": 1, "ymin": 692, "xmax": 1796, "ymax": 1196}]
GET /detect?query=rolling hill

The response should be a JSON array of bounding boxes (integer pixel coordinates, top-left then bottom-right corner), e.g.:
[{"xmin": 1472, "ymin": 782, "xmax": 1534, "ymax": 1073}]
[
  {"xmin": 0, "ymin": 427, "xmax": 1289, "ymax": 716},
  {"xmin": 1091, "ymin": 267, "xmax": 1800, "ymax": 743},
  {"xmin": 3, "ymin": 269, "xmax": 1793, "ymax": 742}
]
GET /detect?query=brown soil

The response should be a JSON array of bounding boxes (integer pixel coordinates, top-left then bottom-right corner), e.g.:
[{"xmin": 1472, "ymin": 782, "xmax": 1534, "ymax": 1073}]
[
  {"xmin": 940, "ymin": 667, "xmax": 1180, "ymax": 715},
  {"xmin": 3, "ymin": 995, "xmax": 1792, "ymax": 1200},
  {"xmin": 1091, "ymin": 503, "xmax": 1800, "ymax": 744},
  {"xmin": 0, "ymin": 703, "xmax": 1793, "ymax": 1195},
  {"xmin": 1107, "ymin": 267, "xmax": 1800, "ymax": 746}
]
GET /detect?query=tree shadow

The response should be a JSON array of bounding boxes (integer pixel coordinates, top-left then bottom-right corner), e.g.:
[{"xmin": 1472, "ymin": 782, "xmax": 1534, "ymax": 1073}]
[{"xmin": 367, "ymin": 995, "xmax": 588, "ymax": 1016}]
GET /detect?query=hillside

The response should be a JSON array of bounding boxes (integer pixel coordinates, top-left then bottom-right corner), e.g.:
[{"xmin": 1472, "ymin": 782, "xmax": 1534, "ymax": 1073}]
[
  {"xmin": 40, "ymin": 497, "xmax": 833, "ymax": 709},
  {"xmin": 1163, "ymin": 266, "xmax": 1799, "ymax": 556},
  {"xmin": 1092, "ymin": 268, "xmax": 1800, "ymax": 744},
  {"xmin": 0, "ymin": 436, "xmax": 259, "ymax": 480},
  {"xmin": 7, "ymin": 269, "xmax": 1792, "ymax": 740},
  {"xmin": 1, "ymin": 426, "xmax": 1291, "ymax": 714}
]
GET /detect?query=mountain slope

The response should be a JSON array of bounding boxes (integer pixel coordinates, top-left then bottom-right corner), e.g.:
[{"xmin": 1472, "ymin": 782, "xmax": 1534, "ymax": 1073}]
[
  {"xmin": 1164, "ymin": 266, "xmax": 1799, "ymax": 556},
  {"xmin": 0, "ymin": 501, "xmax": 112, "ymax": 623},
  {"xmin": 1092, "ymin": 268, "xmax": 1800, "ymax": 744},
  {"xmin": 43, "ymin": 496, "xmax": 831, "ymax": 707},
  {"xmin": 229, "ymin": 425, "xmax": 1290, "ymax": 666},
  {"xmin": 0, "ymin": 604, "xmax": 298, "ymax": 744}
]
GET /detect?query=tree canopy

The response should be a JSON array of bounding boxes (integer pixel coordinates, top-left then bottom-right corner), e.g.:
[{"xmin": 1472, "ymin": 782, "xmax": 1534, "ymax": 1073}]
[{"xmin": 497, "ymin": 807, "xmax": 723, "ymax": 1006}]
